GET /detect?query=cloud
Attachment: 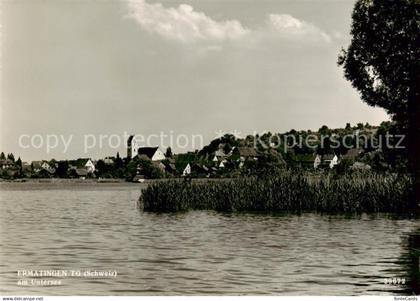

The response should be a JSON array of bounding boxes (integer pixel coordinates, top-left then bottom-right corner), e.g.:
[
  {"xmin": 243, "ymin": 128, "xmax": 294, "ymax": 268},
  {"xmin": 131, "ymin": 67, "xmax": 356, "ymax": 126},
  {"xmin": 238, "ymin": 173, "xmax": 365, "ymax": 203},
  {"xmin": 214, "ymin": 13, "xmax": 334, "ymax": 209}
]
[
  {"xmin": 266, "ymin": 14, "xmax": 331, "ymax": 43},
  {"xmin": 125, "ymin": 0, "xmax": 331, "ymax": 44},
  {"xmin": 126, "ymin": 0, "xmax": 249, "ymax": 43}
]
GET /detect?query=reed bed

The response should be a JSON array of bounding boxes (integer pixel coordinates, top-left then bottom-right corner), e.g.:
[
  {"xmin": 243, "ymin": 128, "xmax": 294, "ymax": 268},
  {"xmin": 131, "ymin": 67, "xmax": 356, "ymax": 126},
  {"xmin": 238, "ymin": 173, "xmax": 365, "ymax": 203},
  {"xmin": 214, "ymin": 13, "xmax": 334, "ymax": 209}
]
[{"xmin": 139, "ymin": 172, "xmax": 414, "ymax": 213}]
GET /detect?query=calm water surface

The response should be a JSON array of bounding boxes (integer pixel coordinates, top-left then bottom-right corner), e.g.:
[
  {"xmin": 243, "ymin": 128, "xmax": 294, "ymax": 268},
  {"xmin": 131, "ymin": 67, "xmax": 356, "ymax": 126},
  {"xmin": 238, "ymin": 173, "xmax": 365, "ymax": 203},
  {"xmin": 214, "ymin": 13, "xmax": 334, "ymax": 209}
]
[{"xmin": 0, "ymin": 182, "xmax": 418, "ymax": 295}]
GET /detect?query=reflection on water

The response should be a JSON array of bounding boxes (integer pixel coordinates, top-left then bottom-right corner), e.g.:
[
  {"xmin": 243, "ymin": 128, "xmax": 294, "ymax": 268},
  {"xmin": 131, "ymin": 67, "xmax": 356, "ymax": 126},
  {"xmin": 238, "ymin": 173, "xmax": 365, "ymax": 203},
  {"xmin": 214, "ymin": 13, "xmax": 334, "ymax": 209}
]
[
  {"xmin": 0, "ymin": 182, "xmax": 419, "ymax": 295},
  {"xmin": 401, "ymin": 232, "xmax": 420, "ymax": 295}
]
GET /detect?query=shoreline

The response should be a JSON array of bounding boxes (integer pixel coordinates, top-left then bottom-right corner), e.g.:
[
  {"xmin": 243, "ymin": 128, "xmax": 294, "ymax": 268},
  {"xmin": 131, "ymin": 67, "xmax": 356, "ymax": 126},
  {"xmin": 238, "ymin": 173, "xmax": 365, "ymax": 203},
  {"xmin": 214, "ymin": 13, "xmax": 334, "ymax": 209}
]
[
  {"xmin": 0, "ymin": 177, "xmax": 233, "ymax": 185},
  {"xmin": 0, "ymin": 178, "xmax": 129, "ymax": 184}
]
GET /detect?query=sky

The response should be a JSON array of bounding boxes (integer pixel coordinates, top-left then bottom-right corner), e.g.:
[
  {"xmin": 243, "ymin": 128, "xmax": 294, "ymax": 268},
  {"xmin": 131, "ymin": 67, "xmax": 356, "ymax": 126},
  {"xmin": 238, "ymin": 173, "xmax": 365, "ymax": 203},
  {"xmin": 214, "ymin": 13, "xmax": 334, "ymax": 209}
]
[{"xmin": 1, "ymin": 0, "xmax": 389, "ymax": 161}]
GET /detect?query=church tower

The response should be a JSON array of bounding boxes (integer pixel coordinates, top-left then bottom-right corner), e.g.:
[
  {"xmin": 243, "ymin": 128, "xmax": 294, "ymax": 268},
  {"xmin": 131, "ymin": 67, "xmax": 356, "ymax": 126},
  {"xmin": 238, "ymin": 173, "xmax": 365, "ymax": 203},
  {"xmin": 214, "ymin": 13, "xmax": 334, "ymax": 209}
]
[{"xmin": 127, "ymin": 135, "xmax": 135, "ymax": 159}]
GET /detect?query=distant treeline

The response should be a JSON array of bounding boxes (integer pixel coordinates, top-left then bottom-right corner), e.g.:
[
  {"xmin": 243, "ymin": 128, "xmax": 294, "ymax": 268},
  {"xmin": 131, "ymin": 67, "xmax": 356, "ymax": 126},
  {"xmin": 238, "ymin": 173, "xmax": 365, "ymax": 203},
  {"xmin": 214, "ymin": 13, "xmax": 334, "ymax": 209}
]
[{"xmin": 0, "ymin": 121, "xmax": 409, "ymax": 180}]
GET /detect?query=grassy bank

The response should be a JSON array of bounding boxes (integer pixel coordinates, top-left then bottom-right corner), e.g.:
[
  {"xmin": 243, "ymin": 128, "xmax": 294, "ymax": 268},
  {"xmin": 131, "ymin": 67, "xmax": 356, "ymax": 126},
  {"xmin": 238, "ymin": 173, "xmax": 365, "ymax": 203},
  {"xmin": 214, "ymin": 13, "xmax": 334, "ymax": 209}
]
[{"xmin": 139, "ymin": 172, "xmax": 415, "ymax": 213}]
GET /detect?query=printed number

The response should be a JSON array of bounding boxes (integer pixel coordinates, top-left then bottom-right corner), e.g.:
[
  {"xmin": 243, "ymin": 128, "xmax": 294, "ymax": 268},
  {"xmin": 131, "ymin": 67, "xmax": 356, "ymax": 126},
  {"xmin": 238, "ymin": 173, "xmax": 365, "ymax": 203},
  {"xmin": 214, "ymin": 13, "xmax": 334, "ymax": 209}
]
[{"xmin": 384, "ymin": 277, "xmax": 406, "ymax": 285}]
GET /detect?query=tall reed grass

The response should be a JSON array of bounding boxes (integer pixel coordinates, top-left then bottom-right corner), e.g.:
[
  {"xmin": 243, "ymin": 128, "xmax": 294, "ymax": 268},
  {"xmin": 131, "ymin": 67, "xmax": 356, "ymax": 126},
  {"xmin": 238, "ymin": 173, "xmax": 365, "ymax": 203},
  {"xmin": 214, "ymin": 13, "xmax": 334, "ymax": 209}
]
[{"xmin": 139, "ymin": 172, "xmax": 414, "ymax": 213}]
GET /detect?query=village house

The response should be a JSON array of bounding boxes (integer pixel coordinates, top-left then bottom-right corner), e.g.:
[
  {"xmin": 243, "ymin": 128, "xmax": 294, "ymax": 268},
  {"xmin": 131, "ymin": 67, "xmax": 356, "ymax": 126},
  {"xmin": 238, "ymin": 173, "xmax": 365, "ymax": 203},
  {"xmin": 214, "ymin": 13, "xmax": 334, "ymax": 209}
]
[
  {"xmin": 0, "ymin": 159, "xmax": 14, "ymax": 169},
  {"xmin": 231, "ymin": 146, "xmax": 259, "ymax": 162},
  {"xmin": 22, "ymin": 162, "xmax": 31, "ymax": 172},
  {"xmin": 322, "ymin": 154, "xmax": 339, "ymax": 169},
  {"xmin": 351, "ymin": 162, "xmax": 372, "ymax": 171},
  {"xmin": 211, "ymin": 144, "xmax": 230, "ymax": 162},
  {"xmin": 127, "ymin": 135, "xmax": 167, "ymax": 161},
  {"xmin": 68, "ymin": 158, "xmax": 96, "ymax": 178},
  {"xmin": 182, "ymin": 163, "xmax": 191, "ymax": 176},
  {"xmin": 81, "ymin": 159, "xmax": 95, "ymax": 173},
  {"xmin": 103, "ymin": 157, "xmax": 115, "ymax": 165},
  {"xmin": 342, "ymin": 148, "xmax": 363, "ymax": 161},
  {"xmin": 215, "ymin": 148, "xmax": 227, "ymax": 159},
  {"xmin": 31, "ymin": 161, "xmax": 56, "ymax": 174},
  {"xmin": 42, "ymin": 161, "xmax": 52, "ymax": 171},
  {"xmin": 312, "ymin": 154, "xmax": 339, "ymax": 169},
  {"xmin": 314, "ymin": 155, "xmax": 322, "ymax": 169},
  {"xmin": 174, "ymin": 152, "xmax": 196, "ymax": 176},
  {"xmin": 74, "ymin": 168, "xmax": 89, "ymax": 178},
  {"xmin": 219, "ymin": 159, "xmax": 227, "ymax": 168},
  {"xmin": 31, "ymin": 161, "xmax": 42, "ymax": 173},
  {"xmin": 137, "ymin": 147, "xmax": 166, "ymax": 161},
  {"xmin": 0, "ymin": 159, "xmax": 19, "ymax": 178}
]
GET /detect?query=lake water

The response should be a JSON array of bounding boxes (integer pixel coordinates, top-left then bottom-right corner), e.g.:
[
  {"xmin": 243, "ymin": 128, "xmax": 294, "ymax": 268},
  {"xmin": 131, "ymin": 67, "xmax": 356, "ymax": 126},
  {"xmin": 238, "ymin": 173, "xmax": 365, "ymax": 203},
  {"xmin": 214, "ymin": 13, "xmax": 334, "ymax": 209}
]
[{"xmin": 0, "ymin": 182, "xmax": 419, "ymax": 295}]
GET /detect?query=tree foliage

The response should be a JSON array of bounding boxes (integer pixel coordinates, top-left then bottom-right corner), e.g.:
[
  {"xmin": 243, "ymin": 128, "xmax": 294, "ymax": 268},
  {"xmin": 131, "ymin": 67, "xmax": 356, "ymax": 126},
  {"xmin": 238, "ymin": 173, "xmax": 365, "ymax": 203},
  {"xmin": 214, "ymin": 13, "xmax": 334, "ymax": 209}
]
[
  {"xmin": 339, "ymin": 0, "xmax": 420, "ymax": 207},
  {"xmin": 7, "ymin": 153, "xmax": 15, "ymax": 162},
  {"xmin": 165, "ymin": 147, "xmax": 173, "ymax": 158},
  {"xmin": 338, "ymin": 0, "xmax": 419, "ymax": 124}
]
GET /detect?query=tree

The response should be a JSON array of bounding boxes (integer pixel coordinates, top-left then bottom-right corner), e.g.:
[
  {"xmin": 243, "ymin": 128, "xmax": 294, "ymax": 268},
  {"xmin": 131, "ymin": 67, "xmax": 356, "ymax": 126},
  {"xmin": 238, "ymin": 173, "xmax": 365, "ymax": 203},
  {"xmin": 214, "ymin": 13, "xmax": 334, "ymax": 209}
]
[
  {"xmin": 338, "ymin": 0, "xmax": 420, "ymax": 210},
  {"xmin": 56, "ymin": 161, "xmax": 69, "ymax": 178},
  {"xmin": 223, "ymin": 143, "xmax": 232, "ymax": 154},
  {"xmin": 15, "ymin": 157, "xmax": 23, "ymax": 177},
  {"xmin": 115, "ymin": 152, "xmax": 124, "ymax": 169},
  {"xmin": 0, "ymin": 152, "xmax": 5, "ymax": 160},
  {"xmin": 375, "ymin": 121, "xmax": 409, "ymax": 172},
  {"xmin": 125, "ymin": 157, "xmax": 139, "ymax": 180},
  {"xmin": 165, "ymin": 147, "xmax": 173, "ymax": 158},
  {"xmin": 7, "ymin": 153, "xmax": 15, "ymax": 162},
  {"xmin": 137, "ymin": 157, "xmax": 164, "ymax": 179},
  {"xmin": 49, "ymin": 159, "xmax": 57, "ymax": 167},
  {"xmin": 95, "ymin": 160, "xmax": 107, "ymax": 177},
  {"xmin": 318, "ymin": 125, "xmax": 330, "ymax": 136}
]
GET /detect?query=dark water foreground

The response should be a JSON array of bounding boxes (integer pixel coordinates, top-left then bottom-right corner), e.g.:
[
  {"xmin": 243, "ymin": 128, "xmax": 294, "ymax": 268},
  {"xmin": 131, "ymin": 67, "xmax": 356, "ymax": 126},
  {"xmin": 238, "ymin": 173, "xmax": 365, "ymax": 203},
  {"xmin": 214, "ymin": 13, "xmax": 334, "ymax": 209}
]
[{"xmin": 0, "ymin": 182, "xmax": 419, "ymax": 295}]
